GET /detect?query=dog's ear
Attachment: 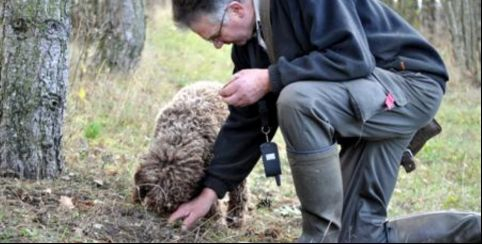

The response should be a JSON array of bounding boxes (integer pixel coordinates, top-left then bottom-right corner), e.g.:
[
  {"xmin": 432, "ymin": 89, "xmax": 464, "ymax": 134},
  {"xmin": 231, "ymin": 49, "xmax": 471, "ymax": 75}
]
[
  {"xmin": 132, "ymin": 158, "xmax": 164, "ymax": 202},
  {"xmin": 132, "ymin": 168, "xmax": 151, "ymax": 203},
  {"xmin": 132, "ymin": 159, "xmax": 181, "ymax": 214}
]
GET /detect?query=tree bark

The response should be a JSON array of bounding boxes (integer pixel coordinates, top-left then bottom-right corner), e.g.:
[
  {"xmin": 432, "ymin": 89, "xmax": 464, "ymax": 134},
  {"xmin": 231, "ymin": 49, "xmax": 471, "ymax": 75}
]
[
  {"xmin": 381, "ymin": 0, "xmax": 421, "ymax": 27},
  {"xmin": 398, "ymin": 0, "xmax": 420, "ymax": 27},
  {"xmin": 71, "ymin": 0, "xmax": 102, "ymax": 44},
  {"xmin": 0, "ymin": 0, "xmax": 71, "ymax": 179},
  {"xmin": 71, "ymin": 0, "xmax": 146, "ymax": 74},
  {"xmin": 95, "ymin": 0, "xmax": 146, "ymax": 72},
  {"xmin": 442, "ymin": 0, "xmax": 481, "ymax": 85},
  {"xmin": 421, "ymin": 0, "xmax": 440, "ymax": 40}
]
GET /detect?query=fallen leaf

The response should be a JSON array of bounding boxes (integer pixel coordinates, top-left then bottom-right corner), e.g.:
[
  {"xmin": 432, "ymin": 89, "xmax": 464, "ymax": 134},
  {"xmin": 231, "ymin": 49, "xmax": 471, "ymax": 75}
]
[
  {"xmin": 78, "ymin": 87, "xmax": 86, "ymax": 101},
  {"xmin": 59, "ymin": 196, "xmax": 75, "ymax": 210},
  {"xmin": 94, "ymin": 200, "xmax": 104, "ymax": 205},
  {"xmin": 93, "ymin": 179, "xmax": 104, "ymax": 187},
  {"xmin": 104, "ymin": 169, "xmax": 118, "ymax": 176},
  {"xmin": 93, "ymin": 223, "xmax": 103, "ymax": 229}
]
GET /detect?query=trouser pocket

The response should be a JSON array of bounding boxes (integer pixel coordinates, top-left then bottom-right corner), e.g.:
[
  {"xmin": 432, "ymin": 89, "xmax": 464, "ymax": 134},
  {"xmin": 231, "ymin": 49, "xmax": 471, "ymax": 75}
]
[{"xmin": 343, "ymin": 68, "xmax": 408, "ymax": 122}]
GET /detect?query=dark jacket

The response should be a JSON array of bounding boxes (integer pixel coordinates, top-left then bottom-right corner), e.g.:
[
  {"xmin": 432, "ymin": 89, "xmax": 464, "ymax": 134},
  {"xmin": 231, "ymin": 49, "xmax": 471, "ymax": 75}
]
[{"xmin": 203, "ymin": 0, "xmax": 448, "ymax": 198}]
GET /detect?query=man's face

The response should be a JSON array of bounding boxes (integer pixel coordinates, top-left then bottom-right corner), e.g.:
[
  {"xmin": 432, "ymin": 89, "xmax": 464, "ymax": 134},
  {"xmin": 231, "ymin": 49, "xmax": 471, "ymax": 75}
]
[{"xmin": 189, "ymin": 1, "xmax": 255, "ymax": 49}]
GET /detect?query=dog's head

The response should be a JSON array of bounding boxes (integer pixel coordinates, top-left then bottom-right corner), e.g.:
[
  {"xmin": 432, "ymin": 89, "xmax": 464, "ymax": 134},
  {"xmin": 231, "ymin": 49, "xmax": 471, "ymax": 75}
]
[{"xmin": 132, "ymin": 144, "xmax": 206, "ymax": 215}]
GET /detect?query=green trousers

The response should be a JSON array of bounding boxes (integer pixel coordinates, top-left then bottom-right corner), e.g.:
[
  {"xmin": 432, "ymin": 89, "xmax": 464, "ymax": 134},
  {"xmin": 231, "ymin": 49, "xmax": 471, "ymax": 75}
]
[{"xmin": 277, "ymin": 68, "xmax": 481, "ymax": 242}]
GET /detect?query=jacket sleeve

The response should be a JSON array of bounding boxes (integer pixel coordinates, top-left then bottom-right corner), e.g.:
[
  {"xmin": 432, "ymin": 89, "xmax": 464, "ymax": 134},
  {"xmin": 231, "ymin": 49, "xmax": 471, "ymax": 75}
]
[
  {"xmin": 202, "ymin": 45, "xmax": 273, "ymax": 199},
  {"xmin": 268, "ymin": 0, "xmax": 376, "ymax": 93},
  {"xmin": 203, "ymin": 104, "xmax": 265, "ymax": 199}
]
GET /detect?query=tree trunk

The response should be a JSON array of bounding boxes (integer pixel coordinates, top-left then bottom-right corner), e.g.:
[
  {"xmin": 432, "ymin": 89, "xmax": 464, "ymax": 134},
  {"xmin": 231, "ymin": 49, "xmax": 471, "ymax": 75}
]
[
  {"xmin": 396, "ymin": 0, "xmax": 420, "ymax": 27},
  {"xmin": 421, "ymin": 0, "xmax": 441, "ymax": 41},
  {"xmin": 96, "ymin": 0, "xmax": 146, "ymax": 72},
  {"xmin": 0, "ymin": 0, "xmax": 71, "ymax": 179},
  {"xmin": 442, "ymin": 0, "xmax": 481, "ymax": 85},
  {"xmin": 71, "ymin": 0, "xmax": 146, "ymax": 74},
  {"xmin": 71, "ymin": 0, "xmax": 103, "ymax": 44},
  {"xmin": 381, "ymin": 0, "xmax": 420, "ymax": 27}
]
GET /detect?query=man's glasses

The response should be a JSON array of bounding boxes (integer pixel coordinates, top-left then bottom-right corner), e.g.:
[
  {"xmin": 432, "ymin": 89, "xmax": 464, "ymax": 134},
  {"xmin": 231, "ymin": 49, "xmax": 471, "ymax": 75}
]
[{"xmin": 208, "ymin": 7, "xmax": 229, "ymax": 44}]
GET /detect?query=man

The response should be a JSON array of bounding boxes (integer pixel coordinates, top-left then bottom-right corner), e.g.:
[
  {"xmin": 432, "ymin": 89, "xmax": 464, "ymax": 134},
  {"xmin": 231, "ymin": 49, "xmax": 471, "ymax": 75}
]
[{"xmin": 168, "ymin": 0, "xmax": 481, "ymax": 242}]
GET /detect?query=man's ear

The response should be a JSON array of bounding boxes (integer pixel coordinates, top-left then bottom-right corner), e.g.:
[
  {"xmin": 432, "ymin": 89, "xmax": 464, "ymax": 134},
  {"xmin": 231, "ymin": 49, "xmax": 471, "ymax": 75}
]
[{"xmin": 228, "ymin": 1, "xmax": 246, "ymax": 18}]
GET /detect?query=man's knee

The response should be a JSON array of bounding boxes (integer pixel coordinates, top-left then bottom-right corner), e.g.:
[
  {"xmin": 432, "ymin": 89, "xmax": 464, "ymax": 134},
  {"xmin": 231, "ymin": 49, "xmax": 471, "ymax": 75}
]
[
  {"xmin": 276, "ymin": 82, "xmax": 318, "ymax": 132},
  {"xmin": 276, "ymin": 82, "xmax": 338, "ymax": 150},
  {"xmin": 277, "ymin": 82, "xmax": 339, "ymax": 126},
  {"xmin": 277, "ymin": 82, "xmax": 313, "ymax": 114}
]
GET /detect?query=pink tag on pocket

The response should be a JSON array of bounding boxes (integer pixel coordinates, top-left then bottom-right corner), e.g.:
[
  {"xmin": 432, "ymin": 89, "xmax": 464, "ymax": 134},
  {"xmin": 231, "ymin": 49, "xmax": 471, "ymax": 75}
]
[{"xmin": 385, "ymin": 92, "xmax": 395, "ymax": 110}]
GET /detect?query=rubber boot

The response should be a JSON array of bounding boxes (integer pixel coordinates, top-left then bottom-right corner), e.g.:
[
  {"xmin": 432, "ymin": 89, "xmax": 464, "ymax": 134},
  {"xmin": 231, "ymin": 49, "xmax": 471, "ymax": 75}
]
[
  {"xmin": 386, "ymin": 211, "xmax": 481, "ymax": 243},
  {"xmin": 289, "ymin": 145, "xmax": 343, "ymax": 243}
]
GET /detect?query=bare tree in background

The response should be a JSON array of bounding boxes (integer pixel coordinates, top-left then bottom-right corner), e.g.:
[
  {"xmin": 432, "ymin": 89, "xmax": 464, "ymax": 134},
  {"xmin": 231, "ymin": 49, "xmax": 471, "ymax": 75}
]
[
  {"xmin": 96, "ymin": 0, "xmax": 145, "ymax": 72},
  {"xmin": 71, "ymin": 0, "xmax": 103, "ymax": 46},
  {"xmin": 382, "ymin": 0, "xmax": 420, "ymax": 27},
  {"xmin": 0, "ymin": 0, "xmax": 71, "ymax": 179},
  {"xmin": 380, "ymin": 0, "xmax": 481, "ymax": 86},
  {"xmin": 397, "ymin": 0, "xmax": 420, "ymax": 27},
  {"xmin": 71, "ymin": 0, "xmax": 146, "ymax": 74},
  {"xmin": 420, "ymin": 0, "xmax": 441, "ymax": 40},
  {"xmin": 443, "ymin": 0, "xmax": 481, "ymax": 85}
]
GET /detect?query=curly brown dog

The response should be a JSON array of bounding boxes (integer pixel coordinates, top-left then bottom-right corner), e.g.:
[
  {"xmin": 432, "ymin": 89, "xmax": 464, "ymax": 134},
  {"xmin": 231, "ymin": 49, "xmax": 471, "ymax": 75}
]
[{"xmin": 132, "ymin": 81, "xmax": 248, "ymax": 228}]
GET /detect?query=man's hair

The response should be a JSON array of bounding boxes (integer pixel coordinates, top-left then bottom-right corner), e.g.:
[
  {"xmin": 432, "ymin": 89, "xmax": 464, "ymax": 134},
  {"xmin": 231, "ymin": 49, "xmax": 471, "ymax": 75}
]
[{"xmin": 171, "ymin": 0, "xmax": 234, "ymax": 28}]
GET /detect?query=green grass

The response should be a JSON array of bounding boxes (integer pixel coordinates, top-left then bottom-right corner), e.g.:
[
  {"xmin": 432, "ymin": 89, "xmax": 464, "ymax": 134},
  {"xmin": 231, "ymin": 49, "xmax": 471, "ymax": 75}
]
[
  {"xmin": 143, "ymin": 8, "xmax": 233, "ymax": 85},
  {"xmin": 389, "ymin": 85, "xmax": 481, "ymax": 216},
  {"xmin": 1, "ymin": 6, "xmax": 480, "ymax": 243}
]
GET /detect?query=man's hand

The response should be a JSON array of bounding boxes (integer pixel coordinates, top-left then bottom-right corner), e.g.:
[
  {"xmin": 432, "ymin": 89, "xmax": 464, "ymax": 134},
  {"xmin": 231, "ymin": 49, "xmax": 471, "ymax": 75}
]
[
  {"xmin": 168, "ymin": 188, "xmax": 218, "ymax": 231},
  {"xmin": 220, "ymin": 69, "xmax": 271, "ymax": 107}
]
